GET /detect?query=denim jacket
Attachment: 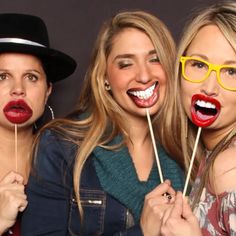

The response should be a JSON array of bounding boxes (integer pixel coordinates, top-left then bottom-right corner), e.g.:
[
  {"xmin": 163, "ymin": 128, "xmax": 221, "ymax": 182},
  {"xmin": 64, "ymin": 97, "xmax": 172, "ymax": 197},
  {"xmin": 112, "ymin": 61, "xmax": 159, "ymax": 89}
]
[{"xmin": 21, "ymin": 130, "xmax": 143, "ymax": 235}]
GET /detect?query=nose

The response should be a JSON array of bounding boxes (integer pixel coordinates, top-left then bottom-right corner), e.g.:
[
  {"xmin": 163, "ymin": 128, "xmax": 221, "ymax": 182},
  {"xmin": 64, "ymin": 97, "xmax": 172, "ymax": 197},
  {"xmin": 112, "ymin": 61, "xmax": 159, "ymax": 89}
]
[
  {"xmin": 136, "ymin": 63, "xmax": 151, "ymax": 84},
  {"xmin": 10, "ymin": 80, "xmax": 26, "ymax": 97},
  {"xmin": 200, "ymin": 70, "xmax": 219, "ymax": 96}
]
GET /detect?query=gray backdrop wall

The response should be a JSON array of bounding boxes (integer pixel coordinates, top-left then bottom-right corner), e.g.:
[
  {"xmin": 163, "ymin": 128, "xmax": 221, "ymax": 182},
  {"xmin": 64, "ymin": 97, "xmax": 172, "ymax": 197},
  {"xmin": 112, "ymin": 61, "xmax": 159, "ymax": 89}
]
[{"xmin": 1, "ymin": 0, "xmax": 220, "ymax": 119}]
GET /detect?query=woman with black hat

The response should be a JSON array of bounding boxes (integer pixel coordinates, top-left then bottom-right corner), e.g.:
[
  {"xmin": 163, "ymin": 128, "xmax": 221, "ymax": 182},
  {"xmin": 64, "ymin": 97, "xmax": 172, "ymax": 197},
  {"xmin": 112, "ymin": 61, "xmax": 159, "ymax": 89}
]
[{"xmin": 0, "ymin": 13, "xmax": 76, "ymax": 235}]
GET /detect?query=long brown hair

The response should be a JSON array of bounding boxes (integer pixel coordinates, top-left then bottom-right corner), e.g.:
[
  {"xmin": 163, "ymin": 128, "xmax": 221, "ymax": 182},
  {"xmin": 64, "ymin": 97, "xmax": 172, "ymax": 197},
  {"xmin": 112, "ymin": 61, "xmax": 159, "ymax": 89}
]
[
  {"xmin": 34, "ymin": 10, "xmax": 184, "ymax": 217},
  {"xmin": 175, "ymin": 0, "xmax": 236, "ymax": 206}
]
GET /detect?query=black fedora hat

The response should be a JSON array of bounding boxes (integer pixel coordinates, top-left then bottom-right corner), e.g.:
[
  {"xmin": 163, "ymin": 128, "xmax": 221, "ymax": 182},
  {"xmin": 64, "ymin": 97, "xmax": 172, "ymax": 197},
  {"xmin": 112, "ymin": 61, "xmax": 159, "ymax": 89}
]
[{"xmin": 0, "ymin": 13, "xmax": 77, "ymax": 83}]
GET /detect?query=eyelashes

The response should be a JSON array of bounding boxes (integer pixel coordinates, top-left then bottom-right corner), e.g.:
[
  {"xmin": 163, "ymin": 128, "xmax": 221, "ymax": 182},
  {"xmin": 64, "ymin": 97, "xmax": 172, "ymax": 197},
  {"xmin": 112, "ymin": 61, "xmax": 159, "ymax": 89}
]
[{"xmin": 117, "ymin": 55, "xmax": 160, "ymax": 69}]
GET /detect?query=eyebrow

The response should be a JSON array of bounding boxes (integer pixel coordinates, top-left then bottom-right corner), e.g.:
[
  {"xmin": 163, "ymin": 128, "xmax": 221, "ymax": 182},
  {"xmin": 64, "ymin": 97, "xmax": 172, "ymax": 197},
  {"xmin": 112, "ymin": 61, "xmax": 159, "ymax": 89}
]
[
  {"xmin": 113, "ymin": 49, "xmax": 157, "ymax": 62},
  {"xmin": 25, "ymin": 69, "xmax": 41, "ymax": 74},
  {"xmin": 188, "ymin": 53, "xmax": 236, "ymax": 65},
  {"xmin": 113, "ymin": 54, "xmax": 134, "ymax": 61},
  {"xmin": 188, "ymin": 53, "xmax": 208, "ymax": 60},
  {"xmin": 148, "ymin": 49, "xmax": 157, "ymax": 55},
  {"xmin": 0, "ymin": 68, "xmax": 41, "ymax": 73}
]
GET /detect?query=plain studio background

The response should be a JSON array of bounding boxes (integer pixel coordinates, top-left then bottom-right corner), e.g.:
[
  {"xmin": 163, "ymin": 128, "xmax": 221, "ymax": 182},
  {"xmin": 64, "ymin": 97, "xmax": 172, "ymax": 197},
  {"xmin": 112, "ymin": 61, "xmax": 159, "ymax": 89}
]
[{"xmin": 1, "ymin": 0, "xmax": 219, "ymax": 119}]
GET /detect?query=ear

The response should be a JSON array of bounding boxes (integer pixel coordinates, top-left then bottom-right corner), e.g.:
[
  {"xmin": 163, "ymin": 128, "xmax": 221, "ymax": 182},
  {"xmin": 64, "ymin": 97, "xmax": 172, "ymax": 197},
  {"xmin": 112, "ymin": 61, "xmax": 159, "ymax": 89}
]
[
  {"xmin": 45, "ymin": 82, "xmax": 52, "ymax": 103},
  {"xmin": 104, "ymin": 79, "xmax": 111, "ymax": 91}
]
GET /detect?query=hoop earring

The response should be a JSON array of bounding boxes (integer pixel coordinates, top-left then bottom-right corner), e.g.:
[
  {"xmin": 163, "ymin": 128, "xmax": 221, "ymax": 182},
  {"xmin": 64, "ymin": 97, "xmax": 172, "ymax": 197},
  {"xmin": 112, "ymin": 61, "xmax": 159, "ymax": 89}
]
[
  {"xmin": 104, "ymin": 79, "xmax": 111, "ymax": 91},
  {"xmin": 47, "ymin": 104, "xmax": 55, "ymax": 120},
  {"xmin": 34, "ymin": 123, "xmax": 38, "ymax": 130}
]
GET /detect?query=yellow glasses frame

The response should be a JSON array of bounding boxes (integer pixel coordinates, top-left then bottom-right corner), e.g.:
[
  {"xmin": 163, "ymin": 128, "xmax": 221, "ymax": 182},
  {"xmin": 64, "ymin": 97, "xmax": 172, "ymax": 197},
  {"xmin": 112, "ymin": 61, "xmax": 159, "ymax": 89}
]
[{"xmin": 180, "ymin": 56, "xmax": 236, "ymax": 91}]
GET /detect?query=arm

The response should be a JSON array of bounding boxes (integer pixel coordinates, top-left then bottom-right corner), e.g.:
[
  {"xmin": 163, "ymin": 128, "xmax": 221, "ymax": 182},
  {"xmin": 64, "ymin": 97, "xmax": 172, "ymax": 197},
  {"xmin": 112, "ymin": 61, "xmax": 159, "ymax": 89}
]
[
  {"xmin": 213, "ymin": 147, "xmax": 236, "ymax": 194},
  {"xmin": 212, "ymin": 147, "xmax": 236, "ymax": 234},
  {"xmin": 21, "ymin": 130, "xmax": 74, "ymax": 236}
]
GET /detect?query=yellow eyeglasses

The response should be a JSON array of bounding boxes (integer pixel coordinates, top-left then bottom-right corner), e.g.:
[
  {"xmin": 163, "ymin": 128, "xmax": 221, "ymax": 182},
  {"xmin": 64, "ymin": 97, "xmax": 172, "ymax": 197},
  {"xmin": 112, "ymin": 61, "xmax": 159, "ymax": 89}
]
[{"xmin": 180, "ymin": 56, "xmax": 236, "ymax": 91}]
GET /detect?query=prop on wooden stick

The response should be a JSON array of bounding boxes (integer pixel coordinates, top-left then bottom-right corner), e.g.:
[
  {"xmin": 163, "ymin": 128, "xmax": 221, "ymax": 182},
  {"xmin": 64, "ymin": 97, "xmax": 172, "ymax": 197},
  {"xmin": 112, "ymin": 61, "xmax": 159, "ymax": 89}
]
[
  {"xmin": 15, "ymin": 124, "xmax": 18, "ymax": 172},
  {"xmin": 183, "ymin": 126, "xmax": 202, "ymax": 196},
  {"xmin": 146, "ymin": 108, "xmax": 164, "ymax": 183}
]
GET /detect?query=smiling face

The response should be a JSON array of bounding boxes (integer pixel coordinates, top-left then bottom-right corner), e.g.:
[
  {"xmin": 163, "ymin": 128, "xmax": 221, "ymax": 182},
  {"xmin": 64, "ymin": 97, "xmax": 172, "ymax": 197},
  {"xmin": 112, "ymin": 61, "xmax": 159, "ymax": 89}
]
[
  {"xmin": 0, "ymin": 53, "xmax": 51, "ymax": 130},
  {"xmin": 106, "ymin": 28, "xmax": 167, "ymax": 120},
  {"xmin": 181, "ymin": 24, "xmax": 236, "ymax": 133}
]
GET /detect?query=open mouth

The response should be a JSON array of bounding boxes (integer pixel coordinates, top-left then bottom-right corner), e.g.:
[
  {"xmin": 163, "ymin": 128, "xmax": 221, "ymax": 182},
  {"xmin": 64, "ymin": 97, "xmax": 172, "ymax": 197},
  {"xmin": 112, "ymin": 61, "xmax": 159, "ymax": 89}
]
[
  {"xmin": 191, "ymin": 94, "xmax": 221, "ymax": 127},
  {"xmin": 3, "ymin": 100, "xmax": 33, "ymax": 124},
  {"xmin": 127, "ymin": 82, "xmax": 159, "ymax": 108}
]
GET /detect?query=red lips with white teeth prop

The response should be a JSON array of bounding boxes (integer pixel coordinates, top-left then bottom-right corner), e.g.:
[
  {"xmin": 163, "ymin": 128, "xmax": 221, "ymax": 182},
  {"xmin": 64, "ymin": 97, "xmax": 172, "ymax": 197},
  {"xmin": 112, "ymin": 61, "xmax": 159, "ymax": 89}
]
[
  {"xmin": 127, "ymin": 81, "xmax": 159, "ymax": 108},
  {"xmin": 191, "ymin": 94, "xmax": 221, "ymax": 127},
  {"xmin": 3, "ymin": 99, "xmax": 33, "ymax": 124}
]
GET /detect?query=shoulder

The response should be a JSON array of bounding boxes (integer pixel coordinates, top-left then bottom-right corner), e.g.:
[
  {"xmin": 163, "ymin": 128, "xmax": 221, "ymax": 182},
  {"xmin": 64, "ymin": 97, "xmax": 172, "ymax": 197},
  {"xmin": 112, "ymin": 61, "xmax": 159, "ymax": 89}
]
[
  {"xmin": 213, "ymin": 146, "xmax": 236, "ymax": 194},
  {"xmin": 36, "ymin": 129, "xmax": 78, "ymax": 165},
  {"xmin": 31, "ymin": 129, "xmax": 78, "ymax": 184},
  {"xmin": 40, "ymin": 128, "xmax": 76, "ymax": 148}
]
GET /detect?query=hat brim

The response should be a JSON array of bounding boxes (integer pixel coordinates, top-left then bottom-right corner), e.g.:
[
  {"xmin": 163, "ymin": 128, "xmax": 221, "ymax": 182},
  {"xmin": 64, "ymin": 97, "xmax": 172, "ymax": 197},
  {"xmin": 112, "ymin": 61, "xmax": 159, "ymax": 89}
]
[{"xmin": 0, "ymin": 43, "xmax": 77, "ymax": 83}]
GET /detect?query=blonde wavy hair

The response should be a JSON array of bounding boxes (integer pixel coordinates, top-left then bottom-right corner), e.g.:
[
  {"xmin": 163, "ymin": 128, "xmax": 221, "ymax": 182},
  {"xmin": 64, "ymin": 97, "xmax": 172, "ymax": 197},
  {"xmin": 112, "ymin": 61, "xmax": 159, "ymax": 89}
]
[
  {"xmin": 175, "ymin": 0, "xmax": 236, "ymax": 205},
  {"xmin": 34, "ymin": 10, "xmax": 184, "ymax": 217}
]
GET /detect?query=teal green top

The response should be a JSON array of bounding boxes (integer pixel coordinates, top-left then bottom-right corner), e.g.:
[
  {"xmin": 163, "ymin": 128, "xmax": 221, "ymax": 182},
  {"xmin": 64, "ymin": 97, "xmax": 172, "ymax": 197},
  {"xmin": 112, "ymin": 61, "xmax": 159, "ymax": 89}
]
[{"xmin": 93, "ymin": 135, "xmax": 184, "ymax": 223}]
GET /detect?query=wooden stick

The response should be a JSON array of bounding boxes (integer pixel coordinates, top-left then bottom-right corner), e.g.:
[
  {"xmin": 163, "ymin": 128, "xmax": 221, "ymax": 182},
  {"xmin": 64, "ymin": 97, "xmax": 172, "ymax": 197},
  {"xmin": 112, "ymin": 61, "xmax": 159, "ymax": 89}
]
[
  {"xmin": 15, "ymin": 124, "xmax": 18, "ymax": 172},
  {"xmin": 146, "ymin": 108, "xmax": 164, "ymax": 183},
  {"xmin": 183, "ymin": 126, "xmax": 202, "ymax": 196}
]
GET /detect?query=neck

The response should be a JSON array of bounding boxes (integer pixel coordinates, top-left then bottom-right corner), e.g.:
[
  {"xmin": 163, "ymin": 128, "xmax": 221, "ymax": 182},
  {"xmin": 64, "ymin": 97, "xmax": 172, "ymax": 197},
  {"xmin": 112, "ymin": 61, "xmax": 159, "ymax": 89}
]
[
  {"xmin": 125, "ymin": 114, "xmax": 155, "ymax": 181},
  {"xmin": 0, "ymin": 125, "xmax": 34, "ymax": 182},
  {"xmin": 202, "ymin": 124, "xmax": 236, "ymax": 150},
  {"xmin": 124, "ymin": 112, "xmax": 150, "ymax": 144},
  {"xmin": 127, "ymin": 120, "xmax": 149, "ymax": 145}
]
